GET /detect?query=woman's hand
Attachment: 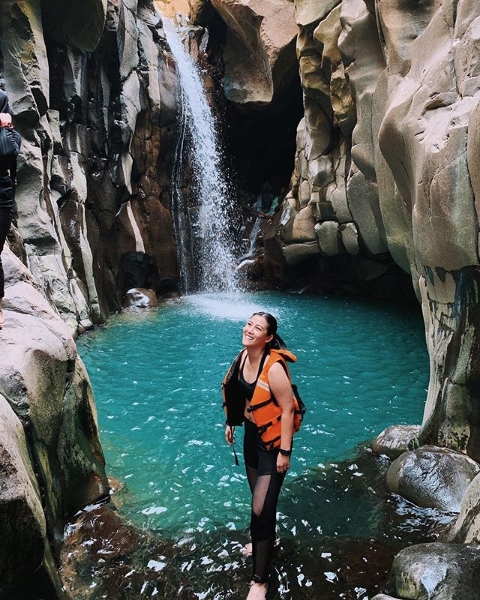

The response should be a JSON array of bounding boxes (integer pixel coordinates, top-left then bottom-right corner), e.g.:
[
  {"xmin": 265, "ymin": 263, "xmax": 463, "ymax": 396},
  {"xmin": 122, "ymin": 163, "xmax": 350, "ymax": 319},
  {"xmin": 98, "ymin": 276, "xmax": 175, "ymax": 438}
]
[
  {"xmin": 0, "ymin": 113, "xmax": 12, "ymax": 127},
  {"xmin": 225, "ymin": 425, "xmax": 235, "ymax": 445},
  {"xmin": 277, "ymin": 453, "xmax": 290, "ymax": 473}
]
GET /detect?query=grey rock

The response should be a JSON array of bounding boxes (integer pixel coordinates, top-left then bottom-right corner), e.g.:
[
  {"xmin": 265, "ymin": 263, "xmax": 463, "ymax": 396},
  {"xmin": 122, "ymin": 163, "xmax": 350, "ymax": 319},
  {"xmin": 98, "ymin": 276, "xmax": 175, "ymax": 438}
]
[
  {"xmin": 372, "ymin": 425, "xmax": 421, "ymax": 460},
  {"xmin": 386, "ymin": 446, "xmax": 480, "ymax": 512},
  {"xmin": 389, "ymin": 542, "xmax": 480, "ymax": 600}
]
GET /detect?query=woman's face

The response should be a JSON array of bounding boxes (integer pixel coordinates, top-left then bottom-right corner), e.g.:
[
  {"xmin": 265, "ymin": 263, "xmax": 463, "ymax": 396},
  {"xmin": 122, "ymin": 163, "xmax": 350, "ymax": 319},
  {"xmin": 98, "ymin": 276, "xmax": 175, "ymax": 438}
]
[{"xmin": 242, "ymin": 314, "xmax": 273, "ymax": 349}]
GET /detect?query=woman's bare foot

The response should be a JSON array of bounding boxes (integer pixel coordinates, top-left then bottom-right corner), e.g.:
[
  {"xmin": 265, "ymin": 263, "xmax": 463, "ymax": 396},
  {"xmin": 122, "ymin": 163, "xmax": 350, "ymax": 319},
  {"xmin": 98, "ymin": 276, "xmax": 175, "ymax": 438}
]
[
  {"xmin": 0, "ymin": 306, "xmax": 4, "ymax": 330},
  {"xmin": 246, "ymin": 582, "xmax": 267, "ymax": 600},
  {"xmin": 242, "ymin": 542, "xmax": 252, "ymax": 557}
]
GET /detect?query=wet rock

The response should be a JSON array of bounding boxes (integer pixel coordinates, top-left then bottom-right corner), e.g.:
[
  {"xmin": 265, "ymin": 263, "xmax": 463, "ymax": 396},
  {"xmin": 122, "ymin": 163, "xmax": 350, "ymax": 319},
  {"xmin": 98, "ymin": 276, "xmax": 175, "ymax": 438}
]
[
  {"xmin": 372, "ymin": 425, "xmax": 421, "ymax": 460},
  {"xmin": 387, "ymin": 542, "xmax": 480, "ymax": 600},
  {"xmin": 123, "ymin": 287, "xmax": 159, "ymax": 308},
  {"xmin": 386, "ymin": 445, "xmax": 480, "ymax": 512},
  {"xmin": 445, "ymin": 472, "xmax": 480, "ymax": 543}
]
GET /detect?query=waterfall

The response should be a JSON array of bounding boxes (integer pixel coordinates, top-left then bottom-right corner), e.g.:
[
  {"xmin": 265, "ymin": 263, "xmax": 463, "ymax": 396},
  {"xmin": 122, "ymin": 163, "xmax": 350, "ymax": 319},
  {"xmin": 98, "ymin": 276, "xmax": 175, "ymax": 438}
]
[{"xmin": 165, "ymin": 21, "xmax": 239, "ymax": 294}]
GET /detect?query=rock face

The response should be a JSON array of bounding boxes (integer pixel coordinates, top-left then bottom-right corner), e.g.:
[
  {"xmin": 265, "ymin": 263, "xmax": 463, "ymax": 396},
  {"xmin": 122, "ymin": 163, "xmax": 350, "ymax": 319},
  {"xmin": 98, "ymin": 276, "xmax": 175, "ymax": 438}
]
[
  {"xmin": 209, "ymin": 0, "xmax": 298, "ymax": 107},
  {"xmin": 0, "ymin": 0, "xmax": 180, "ymax": 595},
  {"xmin": 0, "ymin": 0, "xmax": 179, "ymax": 334},
  {"xmin": 0, "ymin": 248, "xmax": 109, "ymax": 598}
]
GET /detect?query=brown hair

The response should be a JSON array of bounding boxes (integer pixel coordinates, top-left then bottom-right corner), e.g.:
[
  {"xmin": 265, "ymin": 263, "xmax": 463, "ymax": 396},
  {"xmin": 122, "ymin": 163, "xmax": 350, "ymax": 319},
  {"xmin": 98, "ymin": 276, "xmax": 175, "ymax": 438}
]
[{"xmin": 251, "ymin": 311, "xmax": 286, "ymax": 349}]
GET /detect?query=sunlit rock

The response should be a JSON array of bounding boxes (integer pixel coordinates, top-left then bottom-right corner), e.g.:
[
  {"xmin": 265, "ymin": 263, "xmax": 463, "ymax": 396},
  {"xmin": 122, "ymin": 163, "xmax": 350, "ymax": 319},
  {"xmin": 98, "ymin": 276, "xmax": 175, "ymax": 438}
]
[
  {"xmin": 372, "ymin": 425, "xmax": 421, "ymax": 460},
  {"xmin": 123, "ymin": 287, "xmax": 159, "ymax": 308},
  {"xmin": 0, "ymin": 0, "xmax": 178, "ymax": 333},
  {"xmin": 295, "ymin": 0, "xmax": 340, "ymax": 30},
  {"xmin": 209, "ymin": 0, "xmax": 298, "ymax": 107},
  {"xmin": 386, "ymin": 446, "xmax": 480, "ymax": 512}
]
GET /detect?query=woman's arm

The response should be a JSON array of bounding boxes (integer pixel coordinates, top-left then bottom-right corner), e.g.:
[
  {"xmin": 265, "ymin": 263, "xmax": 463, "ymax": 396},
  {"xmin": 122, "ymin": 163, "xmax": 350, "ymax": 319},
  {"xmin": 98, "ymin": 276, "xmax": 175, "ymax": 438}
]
[
  {"xmin": 269, "ymin": 362, "xmax": 294, "ymax": 473},
  {"xmin": 225, "ymin": 425, "xmax": 235, "ymax": 445}
]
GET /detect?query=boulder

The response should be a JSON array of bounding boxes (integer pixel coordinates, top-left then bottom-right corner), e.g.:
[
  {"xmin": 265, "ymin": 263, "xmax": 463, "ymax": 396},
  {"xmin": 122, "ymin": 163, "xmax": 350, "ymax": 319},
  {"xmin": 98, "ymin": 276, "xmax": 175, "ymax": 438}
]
[
  {"xmin": 386, "ymin": 446, "xmax": 480, "ymax": 512},
  {"xmin": 0, "ymin": 247, "xmax": 108, "ymax": 595},
  {"xmin": 0, "ymin": 395, "xmax": 47, "ymax": 592},
  {"xmin": 446, "ymin": 472, "xmax": 480, "ymax": 543},
  {"xmin": 372, "ymin": 425, "xmax": 421, "ymax": 460},
  {"xmin": 123, "ymin": 287, "xmax": 159, "ymax": 308},
  {"xmin": 388, "ymin": 543, "xmax": 480, "ymax": 600}
]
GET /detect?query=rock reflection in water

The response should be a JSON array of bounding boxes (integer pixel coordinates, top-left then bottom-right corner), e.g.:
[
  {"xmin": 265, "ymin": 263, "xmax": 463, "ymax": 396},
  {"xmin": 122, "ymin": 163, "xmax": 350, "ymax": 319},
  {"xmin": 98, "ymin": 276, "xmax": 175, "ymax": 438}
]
[{"xmin": 60, "ymin": 448, "xmax": 453, "ymax": 599}]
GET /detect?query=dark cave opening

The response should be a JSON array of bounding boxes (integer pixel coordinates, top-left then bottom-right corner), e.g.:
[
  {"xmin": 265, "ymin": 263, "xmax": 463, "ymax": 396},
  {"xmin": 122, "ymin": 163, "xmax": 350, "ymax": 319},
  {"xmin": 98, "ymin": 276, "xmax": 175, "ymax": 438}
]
[{"xmin": 225, "ymin": 86, "xmax": 305, "ymax": 203}]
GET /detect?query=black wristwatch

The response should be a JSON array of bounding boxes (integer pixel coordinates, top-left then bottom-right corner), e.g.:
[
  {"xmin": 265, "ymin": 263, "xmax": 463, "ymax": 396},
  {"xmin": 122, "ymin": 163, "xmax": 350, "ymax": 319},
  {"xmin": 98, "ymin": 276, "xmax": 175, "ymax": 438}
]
[{"xmin": 279, "ymin": 448, "xmax": 292, "ymax": 456}]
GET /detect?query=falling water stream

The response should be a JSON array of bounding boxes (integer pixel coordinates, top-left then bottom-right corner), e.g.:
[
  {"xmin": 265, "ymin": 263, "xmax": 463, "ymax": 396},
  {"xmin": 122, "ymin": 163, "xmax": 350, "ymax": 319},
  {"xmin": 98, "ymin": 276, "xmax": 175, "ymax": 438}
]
[{"xmin": 166, "ymin": 21, "xmax": 239, "ymax": 294}]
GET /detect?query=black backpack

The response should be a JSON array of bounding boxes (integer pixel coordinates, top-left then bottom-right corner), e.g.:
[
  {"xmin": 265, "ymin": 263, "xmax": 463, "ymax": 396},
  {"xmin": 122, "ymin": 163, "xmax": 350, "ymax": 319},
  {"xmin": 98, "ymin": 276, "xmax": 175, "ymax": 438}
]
[{"xmin": 0, "ymin": 125, "xmax": 20, "ymax": 171}]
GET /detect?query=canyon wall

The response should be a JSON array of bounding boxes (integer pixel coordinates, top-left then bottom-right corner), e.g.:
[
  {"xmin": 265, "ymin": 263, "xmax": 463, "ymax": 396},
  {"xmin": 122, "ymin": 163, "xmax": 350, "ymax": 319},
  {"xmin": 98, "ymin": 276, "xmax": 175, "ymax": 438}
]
[
  {"xmin": 1, "ymin": 0, "xmax": 179, "ymax": 334},
  {"xmin": 0, "ymin": 0, "xmax": 179, "ymax": 595}
]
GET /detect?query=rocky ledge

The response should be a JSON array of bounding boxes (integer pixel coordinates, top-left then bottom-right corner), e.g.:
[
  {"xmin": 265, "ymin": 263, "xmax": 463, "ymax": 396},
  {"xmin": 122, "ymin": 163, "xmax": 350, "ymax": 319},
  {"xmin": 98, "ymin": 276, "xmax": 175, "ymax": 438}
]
[{"xmin": 0, "ymin": 246, "xmax": 109, "ymax": 597}]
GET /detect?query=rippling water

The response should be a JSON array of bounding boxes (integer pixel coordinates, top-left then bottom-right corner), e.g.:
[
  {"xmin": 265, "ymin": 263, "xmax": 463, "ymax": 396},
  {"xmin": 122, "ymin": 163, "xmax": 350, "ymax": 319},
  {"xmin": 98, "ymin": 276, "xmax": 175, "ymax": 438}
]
[{"xmin": 77, "ymin": 292, "xmax": 428, "ymax": 544}]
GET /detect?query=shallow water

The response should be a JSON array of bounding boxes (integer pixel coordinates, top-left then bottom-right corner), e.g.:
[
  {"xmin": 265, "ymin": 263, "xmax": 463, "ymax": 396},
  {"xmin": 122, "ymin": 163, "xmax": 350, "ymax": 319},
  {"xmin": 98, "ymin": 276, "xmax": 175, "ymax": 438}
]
[{"xmin": 78, "ymin": 291, "xmax": 428, "ymax": 544}]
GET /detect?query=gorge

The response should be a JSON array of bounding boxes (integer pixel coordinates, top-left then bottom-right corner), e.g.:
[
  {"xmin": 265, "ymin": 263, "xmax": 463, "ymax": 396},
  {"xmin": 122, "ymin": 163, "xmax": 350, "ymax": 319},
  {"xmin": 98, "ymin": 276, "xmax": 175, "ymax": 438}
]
[{"xmin": 2, "ymin": 0, "xmax": 480, "ymax": 598}]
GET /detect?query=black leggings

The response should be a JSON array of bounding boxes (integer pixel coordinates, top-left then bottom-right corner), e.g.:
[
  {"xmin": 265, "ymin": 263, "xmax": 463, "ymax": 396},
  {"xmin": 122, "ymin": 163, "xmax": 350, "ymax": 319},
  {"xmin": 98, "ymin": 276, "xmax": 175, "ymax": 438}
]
[
  {"xmin": 243, "ymin": 419, "xmax": 286, "ymax": 584},
  {"xmin": 0, "ymin": 205, "xmax": 13, "ymax": 298}
]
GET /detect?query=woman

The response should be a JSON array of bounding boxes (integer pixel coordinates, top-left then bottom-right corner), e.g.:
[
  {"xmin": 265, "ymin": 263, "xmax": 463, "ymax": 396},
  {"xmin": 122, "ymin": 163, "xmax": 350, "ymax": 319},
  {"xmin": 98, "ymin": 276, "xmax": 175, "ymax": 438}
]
[
  {"xmin": 0, "ymin": 89, "xmax": 21, "ymax": 330},
  {"xmin": 222, "ymin": 312, "xmax": 298, "ymax": 600}
]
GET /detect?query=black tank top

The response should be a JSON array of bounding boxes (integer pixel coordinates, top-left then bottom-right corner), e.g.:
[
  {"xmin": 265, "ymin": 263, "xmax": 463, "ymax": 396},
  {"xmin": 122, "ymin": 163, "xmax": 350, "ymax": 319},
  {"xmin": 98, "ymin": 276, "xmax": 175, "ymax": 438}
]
[{"xmin": 238, "ymin": 352, "xmax": 267, "ymax": 401}]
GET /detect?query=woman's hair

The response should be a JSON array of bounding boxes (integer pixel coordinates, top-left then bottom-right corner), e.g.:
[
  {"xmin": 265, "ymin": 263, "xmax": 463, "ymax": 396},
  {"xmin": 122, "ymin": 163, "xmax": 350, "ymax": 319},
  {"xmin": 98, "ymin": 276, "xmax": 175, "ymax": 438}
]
[
  {"xmin": 252, "ymin": 311, "xmax": 287, "ymax": 349},
  {"xmin": 0, "ymin": 90, "xmax": 10, "ymax": 114}
]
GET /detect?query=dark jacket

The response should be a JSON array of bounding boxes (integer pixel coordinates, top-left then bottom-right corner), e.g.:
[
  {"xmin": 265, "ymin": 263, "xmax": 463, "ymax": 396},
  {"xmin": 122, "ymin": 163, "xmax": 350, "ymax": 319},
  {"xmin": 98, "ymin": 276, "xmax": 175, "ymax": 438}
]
[{"xmin": 0, "ymin": 90, "xmax": 21, "ymax": 209}]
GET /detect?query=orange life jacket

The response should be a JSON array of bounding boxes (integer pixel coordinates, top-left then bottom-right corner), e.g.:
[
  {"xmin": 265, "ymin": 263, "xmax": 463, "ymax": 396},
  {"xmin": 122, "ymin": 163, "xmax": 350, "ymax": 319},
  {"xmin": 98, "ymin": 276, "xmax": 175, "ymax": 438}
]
[{"xmin": 222, "ymin": 348, "xmax": 304, "ymax": 450}]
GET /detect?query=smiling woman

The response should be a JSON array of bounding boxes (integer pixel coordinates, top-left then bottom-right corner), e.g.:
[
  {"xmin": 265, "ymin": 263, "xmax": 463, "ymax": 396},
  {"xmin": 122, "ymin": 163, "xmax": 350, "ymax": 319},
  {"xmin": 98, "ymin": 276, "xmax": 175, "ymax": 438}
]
[{"xmin": 223, "ymin": 311, "xmax": 298, "ymax": 599}]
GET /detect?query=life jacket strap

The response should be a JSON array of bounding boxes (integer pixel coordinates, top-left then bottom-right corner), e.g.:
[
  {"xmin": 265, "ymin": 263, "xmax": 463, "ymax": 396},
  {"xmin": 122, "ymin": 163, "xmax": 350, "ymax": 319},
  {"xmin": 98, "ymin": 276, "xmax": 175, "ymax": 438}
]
[
  {"xmin": 232, "ymin": 443, "xmax": 239, "ymax": 466},
  {"xmin": 257, "ymin": 414, "xmax": 282, "ymax": 435},
  {"xmin": 247, "ymin": 398, "xmax": 274, "ymax": 412}
]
